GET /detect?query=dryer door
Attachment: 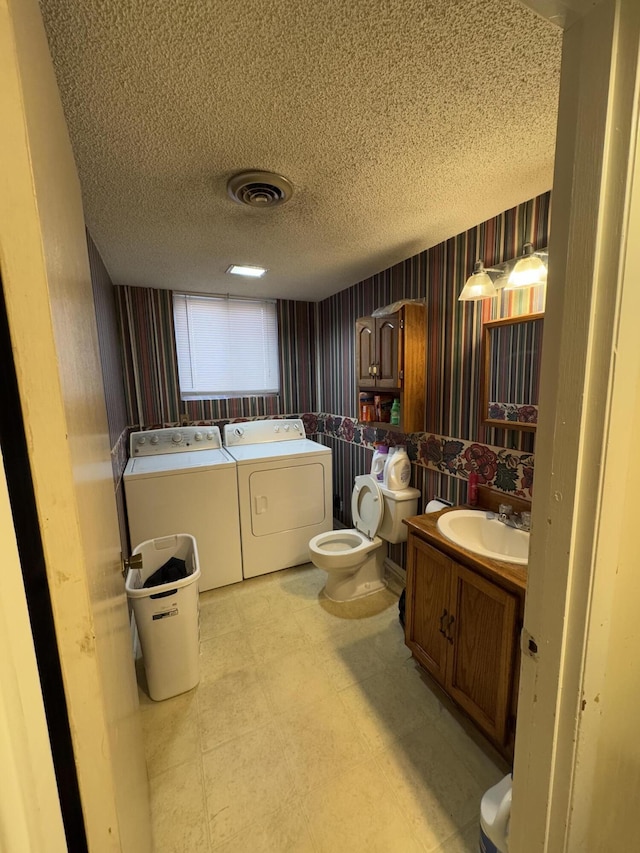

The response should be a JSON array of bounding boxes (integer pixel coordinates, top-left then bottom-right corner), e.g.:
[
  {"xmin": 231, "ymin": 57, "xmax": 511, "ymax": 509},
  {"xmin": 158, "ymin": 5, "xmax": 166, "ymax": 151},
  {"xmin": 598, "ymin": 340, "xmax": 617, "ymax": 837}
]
[
  {"xmin": 351, "ymin": 474, "xmax": 384, "ymax": 539},
  {"xmin": 249, "ymin": 462, "xmax": 327, "ymax": 536}
]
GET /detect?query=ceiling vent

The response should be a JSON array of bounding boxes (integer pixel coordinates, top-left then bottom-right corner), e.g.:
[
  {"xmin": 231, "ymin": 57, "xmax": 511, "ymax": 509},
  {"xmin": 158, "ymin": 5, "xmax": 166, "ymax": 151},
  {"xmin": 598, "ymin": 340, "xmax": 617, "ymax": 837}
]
[{"xmin": 227, "ymin": 170, "xmax": 293, "ymax": 208}]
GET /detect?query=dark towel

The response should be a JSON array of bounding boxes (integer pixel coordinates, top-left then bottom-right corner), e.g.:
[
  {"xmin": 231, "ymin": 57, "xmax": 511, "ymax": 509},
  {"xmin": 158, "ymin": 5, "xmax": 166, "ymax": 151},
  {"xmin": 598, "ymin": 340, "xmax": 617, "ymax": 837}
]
[{"xmin": 143, "ymin": 557, "xmax": 188, "ymax": 589}]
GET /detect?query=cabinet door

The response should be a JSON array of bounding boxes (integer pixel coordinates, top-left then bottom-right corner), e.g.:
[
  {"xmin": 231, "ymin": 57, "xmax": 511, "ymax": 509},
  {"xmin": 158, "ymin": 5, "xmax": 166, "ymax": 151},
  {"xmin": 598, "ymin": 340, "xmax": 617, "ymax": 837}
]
[
  {"xmin": 375, "ymin": 315, "xmax": 401, "ymax": 388},
  {"xmin": 446, "ymin": 563, "xmax": 518, "ymax": 746},
  {"xmin": 355, "ymin": 317, "xmax": 376, "ymax": 388},
  {"xmin": 405, "ymin": 536, "xmax": 451, "ymax": 686}
]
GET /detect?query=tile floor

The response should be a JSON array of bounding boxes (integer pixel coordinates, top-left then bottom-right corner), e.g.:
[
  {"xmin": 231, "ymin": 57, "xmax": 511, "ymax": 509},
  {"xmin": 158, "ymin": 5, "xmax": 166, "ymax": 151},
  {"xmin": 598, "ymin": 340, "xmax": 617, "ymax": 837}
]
[{"xmin": 138, "ymin": 564, "xmax": 505, "ymax": 852}]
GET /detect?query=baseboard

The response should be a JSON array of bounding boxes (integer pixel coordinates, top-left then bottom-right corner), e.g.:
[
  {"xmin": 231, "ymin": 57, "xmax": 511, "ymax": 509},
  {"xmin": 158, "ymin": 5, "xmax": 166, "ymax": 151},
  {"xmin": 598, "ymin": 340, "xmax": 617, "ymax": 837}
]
[{"xmin": 384, "ymin": 557, "xmax": 405, "ymax": 595}]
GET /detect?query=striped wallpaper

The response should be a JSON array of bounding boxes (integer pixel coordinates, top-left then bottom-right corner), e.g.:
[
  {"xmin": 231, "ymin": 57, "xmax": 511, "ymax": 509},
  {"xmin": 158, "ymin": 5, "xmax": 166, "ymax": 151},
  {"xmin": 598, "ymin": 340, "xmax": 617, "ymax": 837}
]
[
  {"xmin": 315, "ymin": 192, "xmax": 549, "ymax": 526},
  {"xmin": 317, "ymin": 193, "xmax": 550, "ymax": 451},
  {"xmin": 115, "ymin": 288, "xmax": 317, "ymax": 426},
  {"xmin": 115, "ymin": 286, "xmax": 181, "ymax": 427}
]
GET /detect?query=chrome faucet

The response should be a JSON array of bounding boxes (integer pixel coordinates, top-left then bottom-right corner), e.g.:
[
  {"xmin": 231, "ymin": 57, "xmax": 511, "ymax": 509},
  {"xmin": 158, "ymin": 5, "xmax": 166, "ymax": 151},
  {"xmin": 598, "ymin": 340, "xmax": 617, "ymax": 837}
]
[{"xmin": 496, "ymin": 504, "xmax": 531, "ymax": 532}]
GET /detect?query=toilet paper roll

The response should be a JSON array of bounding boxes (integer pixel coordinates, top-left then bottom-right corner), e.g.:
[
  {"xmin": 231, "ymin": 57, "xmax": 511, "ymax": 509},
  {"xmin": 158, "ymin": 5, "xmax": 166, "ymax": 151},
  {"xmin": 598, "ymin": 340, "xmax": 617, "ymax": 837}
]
[{"xmin": 425, "ymin": 499, "xmax": 450, "ymax": 514}]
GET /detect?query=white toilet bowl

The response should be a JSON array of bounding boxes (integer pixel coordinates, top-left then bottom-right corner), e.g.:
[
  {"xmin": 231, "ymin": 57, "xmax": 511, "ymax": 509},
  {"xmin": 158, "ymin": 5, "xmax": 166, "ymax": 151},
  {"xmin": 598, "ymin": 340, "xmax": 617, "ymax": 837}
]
[
  {"xmin": 308, "ymin": 529, "xmax": 385, "ymax": 601},
  {"xmin": 308, "ymin": 474, "xmax": 420, "ymax": 603}
]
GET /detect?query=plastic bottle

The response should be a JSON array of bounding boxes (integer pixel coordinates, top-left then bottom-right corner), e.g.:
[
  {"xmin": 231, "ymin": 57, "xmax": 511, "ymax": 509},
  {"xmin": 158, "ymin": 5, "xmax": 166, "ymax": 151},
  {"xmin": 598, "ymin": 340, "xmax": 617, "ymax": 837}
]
[
  {"xmin": 468, "ymin": 471, "xmax": 479, "ymax": 506},
  {"xmin": 384, "ymin": 446, "xmax": 411, "ymax": 490},
  {"xmin": 479, "ymin": 774, "xmax": 512, "ymax": 853},
  {"xmin": 370, "ymin": 444, "xmax": 389, "ymax": 481},
  {"xmin": 390, "ymin": 398, "xmax": 401, "ymax": 425}
]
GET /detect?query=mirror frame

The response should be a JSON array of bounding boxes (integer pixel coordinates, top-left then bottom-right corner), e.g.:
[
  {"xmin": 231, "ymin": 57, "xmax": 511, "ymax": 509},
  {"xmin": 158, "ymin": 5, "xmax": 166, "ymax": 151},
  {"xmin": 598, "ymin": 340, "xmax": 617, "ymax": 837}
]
[{"xmin": 481, "ymin": 312, "xmax": 544, "ymax": 432}]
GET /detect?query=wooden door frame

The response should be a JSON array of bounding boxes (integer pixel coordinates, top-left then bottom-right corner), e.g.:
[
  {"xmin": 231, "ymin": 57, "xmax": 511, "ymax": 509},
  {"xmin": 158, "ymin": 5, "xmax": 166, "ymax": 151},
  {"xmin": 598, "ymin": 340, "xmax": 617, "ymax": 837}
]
[
  {"xmin": 0, "ymin": 445, "xmax": 67, "ymax": 851},
  {"xmin": 512, "ymin": 1, "xmax": 640, "ymax": 849}
]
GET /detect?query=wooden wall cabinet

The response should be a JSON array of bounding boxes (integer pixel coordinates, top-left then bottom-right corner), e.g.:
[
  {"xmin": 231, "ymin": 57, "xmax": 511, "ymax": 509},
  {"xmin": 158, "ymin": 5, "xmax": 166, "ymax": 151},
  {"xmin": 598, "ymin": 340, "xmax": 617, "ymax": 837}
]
[
  {"xmin": 355, "ymin": 303, "xmax": 425, "ymax": 433},
  {"xmin": 405, "ymin": 529, "xmax": 524, "ymax": 758}
]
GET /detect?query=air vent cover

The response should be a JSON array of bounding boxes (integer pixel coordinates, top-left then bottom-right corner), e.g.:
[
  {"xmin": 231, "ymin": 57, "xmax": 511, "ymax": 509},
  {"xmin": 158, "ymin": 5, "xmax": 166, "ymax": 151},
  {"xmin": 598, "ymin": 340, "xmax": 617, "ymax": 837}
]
[{"xmin": 227, "ymin": 170, "xmax": 293, "ymax": 207}]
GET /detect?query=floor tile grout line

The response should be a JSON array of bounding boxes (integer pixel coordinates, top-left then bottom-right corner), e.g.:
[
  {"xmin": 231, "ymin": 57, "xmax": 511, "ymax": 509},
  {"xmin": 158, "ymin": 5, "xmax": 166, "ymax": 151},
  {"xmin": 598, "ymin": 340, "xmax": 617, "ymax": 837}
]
[{"xmin": 197, "ymin": 743, "xmax": 215, "ymax": 852}]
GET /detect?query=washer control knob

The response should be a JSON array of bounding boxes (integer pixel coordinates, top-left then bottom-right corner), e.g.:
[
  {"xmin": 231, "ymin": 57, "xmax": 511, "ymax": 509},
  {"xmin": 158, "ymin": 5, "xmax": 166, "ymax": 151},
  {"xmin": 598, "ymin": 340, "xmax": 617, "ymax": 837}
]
[
  {"xmin": 137, "ymin": 436, "xmax": 146, "ymax": 445},
  {"xmin": 172, "ymin": 433, "xmax": 183, "ymax": 444},
  {"xmin": 284, "ymin": 424, "xmax": 290, "ymax": 431},
  {"xmin": 150, "ymin": 435, "xmax": 159, "ymax": 445},
  {"xmin": 234, "ymin": 427, "xmax": 244, "ymax": 437},
  {"xmin": 194, "ymin": 431, "xmax": 203, "ymax": 441},
  {"xmin": 274, "ymin": 425, "xmax": 280, "ymax": 432},
  {"xmin": 206, "ymin": 431, "xmax": 214, "ymax": 440}
]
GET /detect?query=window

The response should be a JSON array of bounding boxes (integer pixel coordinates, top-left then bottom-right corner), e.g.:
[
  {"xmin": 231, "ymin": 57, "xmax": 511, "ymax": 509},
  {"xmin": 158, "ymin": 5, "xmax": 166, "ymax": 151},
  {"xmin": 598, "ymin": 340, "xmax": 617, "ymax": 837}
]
[{"xmin": 173, "ymin": 293, "xmax": 280, "ymax": 400}]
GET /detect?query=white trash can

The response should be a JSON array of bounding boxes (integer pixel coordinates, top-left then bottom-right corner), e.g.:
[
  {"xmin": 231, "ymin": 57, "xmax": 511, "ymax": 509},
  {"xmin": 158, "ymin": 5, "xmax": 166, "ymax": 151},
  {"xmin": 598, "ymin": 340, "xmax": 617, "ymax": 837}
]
[
  {"xmin": 126, "ymin": 534, "xmax": 201, "ymax": 701},
  {"xmin": 479, "ymin": 774, "xmax": 512, "ymax": 853}
]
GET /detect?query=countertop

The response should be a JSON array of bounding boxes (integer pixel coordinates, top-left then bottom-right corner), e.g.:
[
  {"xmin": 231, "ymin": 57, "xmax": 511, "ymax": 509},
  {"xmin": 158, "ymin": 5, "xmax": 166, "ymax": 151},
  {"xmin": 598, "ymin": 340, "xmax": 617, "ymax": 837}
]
[{"xmin": 404, "ymin": 507, "xmax": 528, "ymax": 594}]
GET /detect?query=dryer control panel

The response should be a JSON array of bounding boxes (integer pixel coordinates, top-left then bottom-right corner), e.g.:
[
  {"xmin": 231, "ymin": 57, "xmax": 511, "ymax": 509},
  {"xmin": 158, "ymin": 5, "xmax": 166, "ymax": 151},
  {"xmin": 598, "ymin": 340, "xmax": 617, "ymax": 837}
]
[
  {"xmin": 130, "ymin": 426, "xmax": 223, "ymax": 455},
  {"xmin": 223, "ymin": 418, "xmax": 305, "ymax": 447}
]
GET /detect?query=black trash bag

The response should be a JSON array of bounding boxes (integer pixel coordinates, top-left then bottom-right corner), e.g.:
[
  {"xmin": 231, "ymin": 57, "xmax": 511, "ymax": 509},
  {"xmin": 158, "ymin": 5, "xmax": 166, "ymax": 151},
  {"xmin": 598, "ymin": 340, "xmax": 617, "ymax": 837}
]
[{"xmin": 143, "ymin": 557, "xmax": 188, "ymax": 589}]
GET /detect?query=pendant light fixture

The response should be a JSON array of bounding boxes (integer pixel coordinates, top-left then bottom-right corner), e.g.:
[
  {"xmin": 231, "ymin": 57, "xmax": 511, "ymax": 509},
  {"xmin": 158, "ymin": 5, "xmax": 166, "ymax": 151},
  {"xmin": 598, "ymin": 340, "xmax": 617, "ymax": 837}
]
[
  {"xmin": 458, "ymin": 260, "xmax": 498, "ymax": 301},
  {"xmin": 506, "ymin": 243, "xmax": 548, "ymax": 288}
]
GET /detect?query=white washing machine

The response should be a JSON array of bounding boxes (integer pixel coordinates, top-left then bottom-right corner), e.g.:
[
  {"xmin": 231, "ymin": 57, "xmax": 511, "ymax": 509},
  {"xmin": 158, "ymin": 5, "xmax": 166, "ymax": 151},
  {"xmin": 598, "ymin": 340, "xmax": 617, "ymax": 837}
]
[
  {"xmin": 123, "ymin": 426, "xmax": 242, "ymax": 591},
  {"xmin": 223, "ymin": 419, "xmax": 332, "ymax": 578}
]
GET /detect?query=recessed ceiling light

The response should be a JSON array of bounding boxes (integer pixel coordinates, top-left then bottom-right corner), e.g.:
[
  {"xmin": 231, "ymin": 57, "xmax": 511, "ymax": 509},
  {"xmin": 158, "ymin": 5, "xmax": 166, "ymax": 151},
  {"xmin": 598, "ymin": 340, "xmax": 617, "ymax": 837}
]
[{"xmin": 226, "ymin": 264, "xmax": 268, "ymax": 278}]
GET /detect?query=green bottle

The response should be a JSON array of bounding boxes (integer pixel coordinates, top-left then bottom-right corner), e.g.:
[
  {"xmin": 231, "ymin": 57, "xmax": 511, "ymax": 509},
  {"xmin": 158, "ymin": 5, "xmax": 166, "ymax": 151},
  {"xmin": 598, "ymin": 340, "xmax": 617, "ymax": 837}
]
[{"xmin": 390, "ymin": 398, "xmax": 400, "ymax": 425}]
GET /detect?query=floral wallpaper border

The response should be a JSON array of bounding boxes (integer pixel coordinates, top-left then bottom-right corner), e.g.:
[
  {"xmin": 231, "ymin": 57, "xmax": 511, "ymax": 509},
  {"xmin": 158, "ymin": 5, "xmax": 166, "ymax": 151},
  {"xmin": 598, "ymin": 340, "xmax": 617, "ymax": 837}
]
[
  {"xmin": 131, "ymin": 411, "xmax": 534, "ymax": 498},
  {"xmin": 133, "ymin": 413, "xmax": 313, "ymax": 433},
  {"xmin": 316, "ymin": 413, "xmax": 534, "ymax": 499},
  {"xmin": 488, "ymin": 402, "xmax": 538, "ymax": 425}
]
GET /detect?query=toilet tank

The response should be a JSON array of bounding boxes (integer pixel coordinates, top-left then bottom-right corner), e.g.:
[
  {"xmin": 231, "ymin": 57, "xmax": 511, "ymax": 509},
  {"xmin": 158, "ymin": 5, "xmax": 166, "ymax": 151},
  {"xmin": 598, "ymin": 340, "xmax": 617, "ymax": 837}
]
[{"xmin": 378, "ymin": 485, "xmax": 421, "ymax": 543}]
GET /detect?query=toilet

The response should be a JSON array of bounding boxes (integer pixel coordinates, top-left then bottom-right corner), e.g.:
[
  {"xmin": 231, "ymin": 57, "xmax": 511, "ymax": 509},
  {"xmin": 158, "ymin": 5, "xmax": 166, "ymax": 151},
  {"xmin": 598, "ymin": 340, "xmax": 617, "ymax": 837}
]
[{"xmin": 308, "ymin": 473, "xmax": 420, "ymax": 602}]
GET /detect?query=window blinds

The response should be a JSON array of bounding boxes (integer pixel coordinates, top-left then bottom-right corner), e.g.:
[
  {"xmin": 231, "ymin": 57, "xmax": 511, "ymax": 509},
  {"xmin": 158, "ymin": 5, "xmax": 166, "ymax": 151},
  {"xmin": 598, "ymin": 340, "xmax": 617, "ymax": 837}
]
[{"xmin": 173, "ymin": 293, "xmax": 280, "ymax": 399}]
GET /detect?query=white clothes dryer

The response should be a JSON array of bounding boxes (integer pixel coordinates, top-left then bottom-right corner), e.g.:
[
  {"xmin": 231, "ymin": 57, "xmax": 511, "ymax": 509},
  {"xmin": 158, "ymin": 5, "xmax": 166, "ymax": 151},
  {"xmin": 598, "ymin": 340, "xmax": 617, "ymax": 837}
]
[
  {"xmin": 124, "ymin": 426, "xmax": 242, "ymax": 591},
  {"xmin": 223, "ymin": 419, "xmax": 332, "ymax": 578}
]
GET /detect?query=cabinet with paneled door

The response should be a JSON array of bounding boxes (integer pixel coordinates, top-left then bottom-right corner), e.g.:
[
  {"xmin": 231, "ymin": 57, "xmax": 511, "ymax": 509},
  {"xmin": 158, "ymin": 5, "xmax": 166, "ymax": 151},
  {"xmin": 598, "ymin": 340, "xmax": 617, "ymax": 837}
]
[
  {"xmin": 355, "ymin": 303, "xmax": 425, "ymax": 433},
  {"xmin": 404, "ymin": 529, "xmax": 524, "ymax": 759}
]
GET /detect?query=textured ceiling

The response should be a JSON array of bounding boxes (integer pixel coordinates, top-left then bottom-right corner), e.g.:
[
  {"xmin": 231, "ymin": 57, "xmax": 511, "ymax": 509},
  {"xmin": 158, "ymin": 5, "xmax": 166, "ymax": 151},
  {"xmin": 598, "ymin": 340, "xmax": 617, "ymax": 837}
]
[{"xmin": 39, "ymin": 0, "xmax": 562, "ymax": 302}]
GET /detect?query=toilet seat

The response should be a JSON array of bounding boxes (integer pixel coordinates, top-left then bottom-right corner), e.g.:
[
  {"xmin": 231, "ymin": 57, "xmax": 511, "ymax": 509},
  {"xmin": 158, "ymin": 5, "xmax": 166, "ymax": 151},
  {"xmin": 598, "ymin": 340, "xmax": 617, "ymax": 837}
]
[{"xmin": 351, "ymin": 474, "xmax": 384, "ymax": 539}]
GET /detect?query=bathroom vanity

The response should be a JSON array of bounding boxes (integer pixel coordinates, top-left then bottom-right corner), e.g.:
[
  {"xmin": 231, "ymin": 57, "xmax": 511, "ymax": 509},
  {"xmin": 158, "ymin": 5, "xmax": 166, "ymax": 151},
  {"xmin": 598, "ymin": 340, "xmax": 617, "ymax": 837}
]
[{"xmin": 403, "ymin": 505, "xmax": 527, "ymax": 760}]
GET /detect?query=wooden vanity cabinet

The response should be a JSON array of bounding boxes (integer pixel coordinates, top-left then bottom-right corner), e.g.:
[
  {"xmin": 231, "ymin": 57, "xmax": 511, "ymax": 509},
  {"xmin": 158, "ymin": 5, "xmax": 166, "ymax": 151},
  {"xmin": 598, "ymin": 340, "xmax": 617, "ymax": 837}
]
[
  {"xmin": 355, "ymin": 303, "xmax": 425, "ymax": 433},
  {"xmin": 405, "ymin": 531, "xmax": 522, "ymax": 756}
]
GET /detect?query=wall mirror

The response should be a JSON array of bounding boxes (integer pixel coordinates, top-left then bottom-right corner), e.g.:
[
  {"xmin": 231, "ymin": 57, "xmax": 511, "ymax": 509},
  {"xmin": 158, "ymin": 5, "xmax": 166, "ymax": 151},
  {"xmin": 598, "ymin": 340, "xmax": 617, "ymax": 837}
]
[{"xmin": 481, "ymin": 313, "xmax": 544, "ymax": 431}]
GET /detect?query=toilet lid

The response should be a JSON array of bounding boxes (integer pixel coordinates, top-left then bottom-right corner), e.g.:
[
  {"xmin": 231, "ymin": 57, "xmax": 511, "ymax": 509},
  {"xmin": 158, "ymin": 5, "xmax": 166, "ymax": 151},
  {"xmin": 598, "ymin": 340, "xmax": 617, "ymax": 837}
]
[{"xmin": 351, "ymin": 474, "xmax": 384, "ymax": 539}]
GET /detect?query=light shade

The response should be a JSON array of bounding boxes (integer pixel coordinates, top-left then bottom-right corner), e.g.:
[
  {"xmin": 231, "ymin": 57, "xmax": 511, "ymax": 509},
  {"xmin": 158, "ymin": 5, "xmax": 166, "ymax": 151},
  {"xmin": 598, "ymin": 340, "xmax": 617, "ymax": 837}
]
[
  {"xmin": 458, "ymin": 260, "xmax": 498, "ymax": 301},
  {"xmin": 506, "ymin": 243, "xmax": 547, "ymax": 288},
  {"xmin": 226, "ymin": 264, "xmax": 268, "ymax": 278}
]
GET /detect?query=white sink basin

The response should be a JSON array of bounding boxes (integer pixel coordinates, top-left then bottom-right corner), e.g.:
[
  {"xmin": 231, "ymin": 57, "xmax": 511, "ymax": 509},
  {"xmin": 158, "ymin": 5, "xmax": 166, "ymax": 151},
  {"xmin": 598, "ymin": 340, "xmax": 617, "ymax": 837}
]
[{"xmin": 436, "ymin": 509, "xmax": 529, "ymax": 565}]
